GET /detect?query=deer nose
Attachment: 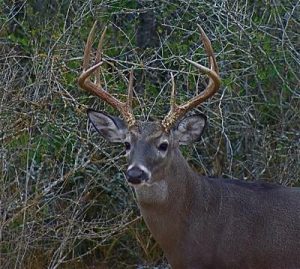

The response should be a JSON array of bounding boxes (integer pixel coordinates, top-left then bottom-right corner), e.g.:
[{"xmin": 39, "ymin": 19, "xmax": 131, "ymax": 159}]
[{"xmin": 126, "ymin": 166, "xmax": 149, "ymax": 185}]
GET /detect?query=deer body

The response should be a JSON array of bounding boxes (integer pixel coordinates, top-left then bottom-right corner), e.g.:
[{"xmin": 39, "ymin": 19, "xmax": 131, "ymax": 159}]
[
  {"xmin": 135, "ymin": 148, "xmax": 300, "ymax": 269},
  {"xmin": 78, "ymin": 22, "xmax": 300, "ymax": 269}
]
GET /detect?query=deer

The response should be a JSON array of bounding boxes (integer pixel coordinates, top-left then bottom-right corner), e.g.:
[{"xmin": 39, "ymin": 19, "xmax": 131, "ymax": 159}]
[{"xmin": 78, "ymin": 22, "xmax": 300, "ymax": 269}]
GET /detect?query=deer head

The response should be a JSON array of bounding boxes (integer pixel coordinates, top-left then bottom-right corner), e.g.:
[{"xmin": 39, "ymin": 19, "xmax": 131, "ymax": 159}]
[{"xmin": 78, "ymin": 21, "xmax": 220, "ymax": 186}]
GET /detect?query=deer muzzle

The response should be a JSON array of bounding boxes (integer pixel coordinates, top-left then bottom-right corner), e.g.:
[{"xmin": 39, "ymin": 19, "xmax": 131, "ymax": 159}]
[{"xmin": 126, "ymin": 165, "xmax": 150, "ymax": 185}]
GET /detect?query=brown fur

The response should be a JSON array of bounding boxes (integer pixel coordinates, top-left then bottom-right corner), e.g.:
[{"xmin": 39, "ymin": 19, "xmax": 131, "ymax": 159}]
[{"xmin": 88, "ymin": 112, "xmax": 300, "ymax": 269}]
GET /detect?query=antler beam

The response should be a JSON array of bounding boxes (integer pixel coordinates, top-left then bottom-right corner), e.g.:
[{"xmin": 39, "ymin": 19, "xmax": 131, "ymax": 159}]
[
  {"xmin": 78, "ymin": 21, "xmax": 136, "ymax": 127},
  {"xmin": 161, "ymin": 25, "xmax": 221, "ymax": 131}
]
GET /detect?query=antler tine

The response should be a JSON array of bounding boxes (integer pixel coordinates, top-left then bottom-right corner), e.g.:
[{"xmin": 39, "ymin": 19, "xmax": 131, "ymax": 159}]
[
  {"xmin": 78, "ymin": 22, "xmax": 136, "ymax": 127},
  {"xmin": 121, "ymin": 68, "xmax": 136, "ymax": 127},
  {"xmin": 161, "ymin": 25, "xmax": 221, "ymax": 132},
  {"xmin": 170, "ymin": 72, "xmax": 177, "ymax": 113},
  {"xmin": 127, "ymin": 69, "xmax": 134, "ymax": 110},
  {"xmin": 83, "ymin": 21, "xmax": 97, "ymax": 71},
  {"xmin": 95, "ymin": 26, "xmax": 107, "ymax": 86}
]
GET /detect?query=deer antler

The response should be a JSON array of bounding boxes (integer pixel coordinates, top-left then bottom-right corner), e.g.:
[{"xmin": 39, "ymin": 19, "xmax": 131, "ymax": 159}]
[
  {"xmin": 161, "ymin": 25, "xmax": 221, "ymax": 131},
  {"xmin": 78, "ymin": 21, "xmax": 136, "ymax": 127}
]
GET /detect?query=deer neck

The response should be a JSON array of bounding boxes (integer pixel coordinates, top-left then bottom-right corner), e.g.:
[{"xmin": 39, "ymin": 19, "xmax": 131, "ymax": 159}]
[{"xmin": 133, "ymin": 149, "xmax": 201, "ymax": 256}]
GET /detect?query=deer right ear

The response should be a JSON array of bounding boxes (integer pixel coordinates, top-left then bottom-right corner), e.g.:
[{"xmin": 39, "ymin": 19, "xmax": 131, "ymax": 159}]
[
  {"xmin": 173, "ymin": 114, "xmax": 207, "ymax": 145},
  {"xmin": 87, "ymin": 109, "xmax": 128, "ymax": 143}
]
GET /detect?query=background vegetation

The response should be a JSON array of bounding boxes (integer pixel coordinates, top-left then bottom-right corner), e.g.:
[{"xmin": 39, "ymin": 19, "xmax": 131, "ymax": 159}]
[{"xmin": 1, "ymin": 0, "xmax": 299, "ymax": 268}]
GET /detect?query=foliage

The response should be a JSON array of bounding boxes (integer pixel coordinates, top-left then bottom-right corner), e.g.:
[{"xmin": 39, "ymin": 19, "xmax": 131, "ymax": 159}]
[{"xmin": 0, "ymin": 0, "xmax": 299, "ymax": 268}]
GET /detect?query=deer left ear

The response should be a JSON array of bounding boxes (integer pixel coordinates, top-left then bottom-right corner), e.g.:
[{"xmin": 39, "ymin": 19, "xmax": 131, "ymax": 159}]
[{"xmin": 173, "ymin": 114, "xmax": 207, "ymax": 145}]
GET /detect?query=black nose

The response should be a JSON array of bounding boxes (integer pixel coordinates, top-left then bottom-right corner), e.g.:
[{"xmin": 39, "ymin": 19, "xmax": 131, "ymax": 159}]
[{"xmin": 126, "ymin": 166, "xmax": 149, "ymax": 185}]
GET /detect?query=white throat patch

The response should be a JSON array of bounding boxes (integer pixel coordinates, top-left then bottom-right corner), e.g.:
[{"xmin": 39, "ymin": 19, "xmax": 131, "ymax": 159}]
[{"xmin": 134, "ymin": 180, "xmax": 168, "ymax": 205}]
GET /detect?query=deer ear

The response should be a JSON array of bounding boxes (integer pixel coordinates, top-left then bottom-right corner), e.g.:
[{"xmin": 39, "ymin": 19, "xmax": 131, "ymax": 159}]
[
  {"xmin": 173, "ymin": 114, "xmax": 206, "ymax": 145},
  {"xmin": 87, "ymin": 109, "xmax": 128, "ymax": 143}
]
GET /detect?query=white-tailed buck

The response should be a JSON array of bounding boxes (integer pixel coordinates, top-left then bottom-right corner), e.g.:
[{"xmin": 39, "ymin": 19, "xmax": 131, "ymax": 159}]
[{"xmin": 78, "ymin": 22, "xmax": 300, "ymax": 269}]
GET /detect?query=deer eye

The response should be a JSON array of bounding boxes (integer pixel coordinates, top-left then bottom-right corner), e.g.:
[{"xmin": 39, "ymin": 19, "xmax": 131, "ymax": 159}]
[
  {"xmin": 124, "ymin": 142, "xmax": 131, "ymax": 151},
  {"xmin": 158, "ymin": 142, "xmax": 168, "ymax": 152}
]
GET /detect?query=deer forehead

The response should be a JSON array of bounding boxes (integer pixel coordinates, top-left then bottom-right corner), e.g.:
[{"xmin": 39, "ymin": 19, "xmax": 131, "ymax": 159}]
[{"xmin": 129, "ymin": 121, "xmax": 169, "ymax": 142}]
